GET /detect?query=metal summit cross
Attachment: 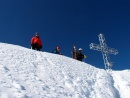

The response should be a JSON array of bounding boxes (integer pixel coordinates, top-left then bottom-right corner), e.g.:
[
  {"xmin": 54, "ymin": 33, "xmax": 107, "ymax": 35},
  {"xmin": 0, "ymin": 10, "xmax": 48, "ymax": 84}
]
[{"xmin": 90, "ymin": 34, "xmax": 118, "ymax": 70}]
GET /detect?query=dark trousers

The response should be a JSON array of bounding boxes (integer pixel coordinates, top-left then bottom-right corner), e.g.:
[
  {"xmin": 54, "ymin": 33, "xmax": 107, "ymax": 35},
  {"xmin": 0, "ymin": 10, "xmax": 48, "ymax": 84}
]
[{"xmin": 31, "ymin": 44, "xmax": 41, "ymax": 51}]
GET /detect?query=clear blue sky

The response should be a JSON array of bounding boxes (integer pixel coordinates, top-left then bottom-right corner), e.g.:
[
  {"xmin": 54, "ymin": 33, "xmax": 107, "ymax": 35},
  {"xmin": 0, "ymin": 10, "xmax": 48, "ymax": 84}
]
[{"xmin": 0, "ymin": 0, "xmax": 130, "ymax": 70}]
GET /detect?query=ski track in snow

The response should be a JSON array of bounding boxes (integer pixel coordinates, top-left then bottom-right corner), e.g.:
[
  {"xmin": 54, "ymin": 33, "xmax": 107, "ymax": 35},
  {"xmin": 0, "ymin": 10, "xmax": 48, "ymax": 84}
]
[{"xmin": 0, "ymin": 43, "xmax": 130, "ymax": 98}]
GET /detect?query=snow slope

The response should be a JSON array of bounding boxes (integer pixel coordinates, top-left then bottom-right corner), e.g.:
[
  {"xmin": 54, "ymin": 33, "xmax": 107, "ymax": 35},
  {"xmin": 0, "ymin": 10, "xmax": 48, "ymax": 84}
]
[{"xmin": 0, "ymin": 42, "xmax": 130, "ymax": 98}]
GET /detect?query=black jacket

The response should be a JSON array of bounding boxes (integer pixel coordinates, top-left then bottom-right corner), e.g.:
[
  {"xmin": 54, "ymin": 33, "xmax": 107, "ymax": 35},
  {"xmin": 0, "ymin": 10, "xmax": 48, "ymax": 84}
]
[{"xmin": 77, "ymin": 51, "xmax": 84, "ymax": 61}]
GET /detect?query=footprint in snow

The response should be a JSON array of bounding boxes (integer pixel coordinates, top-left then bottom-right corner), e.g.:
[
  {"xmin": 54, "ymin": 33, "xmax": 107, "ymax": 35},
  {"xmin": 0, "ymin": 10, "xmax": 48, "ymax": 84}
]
[{"xmin": 12, "ymin": 81, "xmax": 26, "ymax": 90}]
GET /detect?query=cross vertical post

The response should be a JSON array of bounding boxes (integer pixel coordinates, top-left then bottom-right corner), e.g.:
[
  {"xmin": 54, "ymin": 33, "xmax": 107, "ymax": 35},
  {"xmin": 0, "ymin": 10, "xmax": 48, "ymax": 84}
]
[{"xmin": 90, "ymin": 34, "xmax": 118, "ymax": 70}]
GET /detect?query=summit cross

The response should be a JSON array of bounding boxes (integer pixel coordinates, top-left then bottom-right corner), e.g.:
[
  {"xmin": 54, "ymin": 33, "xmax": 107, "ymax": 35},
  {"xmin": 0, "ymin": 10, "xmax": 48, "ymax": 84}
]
[{"xmin": 90, "ymin": 34, "xmax": 118, "ymax": 70}]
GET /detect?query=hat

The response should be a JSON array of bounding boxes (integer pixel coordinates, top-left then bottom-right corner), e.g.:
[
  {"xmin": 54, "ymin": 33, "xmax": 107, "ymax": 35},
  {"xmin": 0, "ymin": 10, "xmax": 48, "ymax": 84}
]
[
  {"xmin": 35, "ymin": 32, "xmax": 39, "ymax": 35},
  {"xmin": 57, "ymin": 46, "xmax": 60, "ymax": 50},
  {"xmin": 79, "ymin": 48, "xmax": 82, "ymax": 51}
]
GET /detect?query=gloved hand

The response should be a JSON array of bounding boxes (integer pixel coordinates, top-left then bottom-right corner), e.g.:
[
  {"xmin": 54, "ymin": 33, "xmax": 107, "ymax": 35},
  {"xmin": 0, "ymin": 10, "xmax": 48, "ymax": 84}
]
[{"xmin": 84, "ymin": 55, "xmax": 87, "ymax": 58}]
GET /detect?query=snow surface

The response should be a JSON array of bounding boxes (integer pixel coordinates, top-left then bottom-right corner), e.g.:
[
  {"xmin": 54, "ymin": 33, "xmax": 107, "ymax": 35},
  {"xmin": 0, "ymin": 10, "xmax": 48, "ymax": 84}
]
[{"xmin": 0, "ymin": 42, "xmax": 130, "ymax": 98}]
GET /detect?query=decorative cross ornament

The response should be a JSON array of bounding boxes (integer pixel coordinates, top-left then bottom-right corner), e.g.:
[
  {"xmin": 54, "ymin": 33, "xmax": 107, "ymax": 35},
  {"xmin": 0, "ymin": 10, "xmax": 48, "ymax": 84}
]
[{"xmin": 90, "ymin": 34, "xmax": 118, "ymax": 70}]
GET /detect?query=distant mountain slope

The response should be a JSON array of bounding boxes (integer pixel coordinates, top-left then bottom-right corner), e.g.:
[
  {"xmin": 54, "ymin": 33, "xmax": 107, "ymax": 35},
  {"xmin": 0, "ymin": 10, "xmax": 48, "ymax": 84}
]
[{"xmin": 0, "ymin": 42, "xmax": 130, "ymax": 98}]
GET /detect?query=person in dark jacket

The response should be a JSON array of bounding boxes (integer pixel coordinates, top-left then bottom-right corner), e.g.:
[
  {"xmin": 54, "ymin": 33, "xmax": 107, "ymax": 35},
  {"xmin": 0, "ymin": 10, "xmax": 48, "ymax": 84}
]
[
  {"xmin": 52, "ymin": 46, "xmax": 62, "ymax": 55},
  {"xmin": 31, "ymin": 32, "xmax": 42, "ymax": 51},
  {"xmin": 76, "ymin": 48, "xmax": 86, "ymax": 61}
]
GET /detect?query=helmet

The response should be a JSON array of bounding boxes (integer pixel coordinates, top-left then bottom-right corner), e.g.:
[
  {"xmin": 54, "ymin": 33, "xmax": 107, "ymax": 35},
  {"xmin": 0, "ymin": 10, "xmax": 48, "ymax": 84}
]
[
  {"xmin": 79, "ymin": 48, "xmax": 82, "ymax": 51},
  {"xmin": 35, "ymin": 32, "xmax": 39, "ymax": 35},
  {"xmin": 57, "ymin": 46, "xmax": 60, "ymax": 50}
]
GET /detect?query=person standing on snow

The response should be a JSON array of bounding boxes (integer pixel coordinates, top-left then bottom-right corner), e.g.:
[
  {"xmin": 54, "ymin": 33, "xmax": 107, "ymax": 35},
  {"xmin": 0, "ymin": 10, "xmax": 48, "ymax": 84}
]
[
  {"xmin": 31, "ymin": 32, "xmax": 42, "ymax": 51},
  {"xmin": 76, "ymin": 48, "xmax": 86, "ymax": 61},
  {"xmin": 52, "ymin": 46, "xmax": 62, "ymax": 55}
]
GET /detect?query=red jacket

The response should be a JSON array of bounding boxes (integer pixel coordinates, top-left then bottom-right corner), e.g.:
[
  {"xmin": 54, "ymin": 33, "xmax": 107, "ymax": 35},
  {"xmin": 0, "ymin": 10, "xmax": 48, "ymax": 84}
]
[{"xmin": 31, "ymin": 36, "xmax": 42, "ymax": 46}]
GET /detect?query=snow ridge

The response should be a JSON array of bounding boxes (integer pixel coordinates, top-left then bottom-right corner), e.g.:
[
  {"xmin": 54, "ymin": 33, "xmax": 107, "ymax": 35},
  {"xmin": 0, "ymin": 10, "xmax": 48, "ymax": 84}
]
[{"xmin": 0, "ymin": 42, "xmax": 130, "ymax": 98}]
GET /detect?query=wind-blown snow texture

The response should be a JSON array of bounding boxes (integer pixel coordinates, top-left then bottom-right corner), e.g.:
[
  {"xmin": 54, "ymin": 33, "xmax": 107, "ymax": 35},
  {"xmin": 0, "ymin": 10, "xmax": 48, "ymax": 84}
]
[{"xmin": 0, "ymin": 43, "xmax": 130, "ymax": 98}]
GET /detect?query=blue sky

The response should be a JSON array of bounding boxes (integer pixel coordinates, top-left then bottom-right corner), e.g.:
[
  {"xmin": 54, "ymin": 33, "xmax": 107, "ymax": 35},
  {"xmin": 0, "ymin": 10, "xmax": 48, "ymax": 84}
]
[{"xmin": 0, "ymin": 0, "xmax": 130, "ymax": 70}]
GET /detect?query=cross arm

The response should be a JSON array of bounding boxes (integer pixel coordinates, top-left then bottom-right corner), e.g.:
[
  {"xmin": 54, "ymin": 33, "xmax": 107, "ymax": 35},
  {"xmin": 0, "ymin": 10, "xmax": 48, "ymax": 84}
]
[
  {"xmin": 90, "ymin": 43, "xmax": 102, "ymax": 51},
  {"xmin": 107, "ymin": 47, "xmax": 118, "ymax": 55}
]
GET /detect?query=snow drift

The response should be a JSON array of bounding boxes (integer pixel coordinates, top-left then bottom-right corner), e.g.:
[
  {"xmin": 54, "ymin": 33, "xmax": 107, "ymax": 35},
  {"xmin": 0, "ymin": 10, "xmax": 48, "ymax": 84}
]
[{"xmin": 0, "ymin": 42, "xmax": 130, "ymax": 98}]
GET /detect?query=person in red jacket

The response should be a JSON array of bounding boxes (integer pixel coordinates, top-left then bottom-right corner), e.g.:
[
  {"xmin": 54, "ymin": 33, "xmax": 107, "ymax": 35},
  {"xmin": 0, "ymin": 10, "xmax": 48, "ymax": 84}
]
[{"xmin": 31, "ymin": 32, "xmax": 42, "ymax": 51}]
